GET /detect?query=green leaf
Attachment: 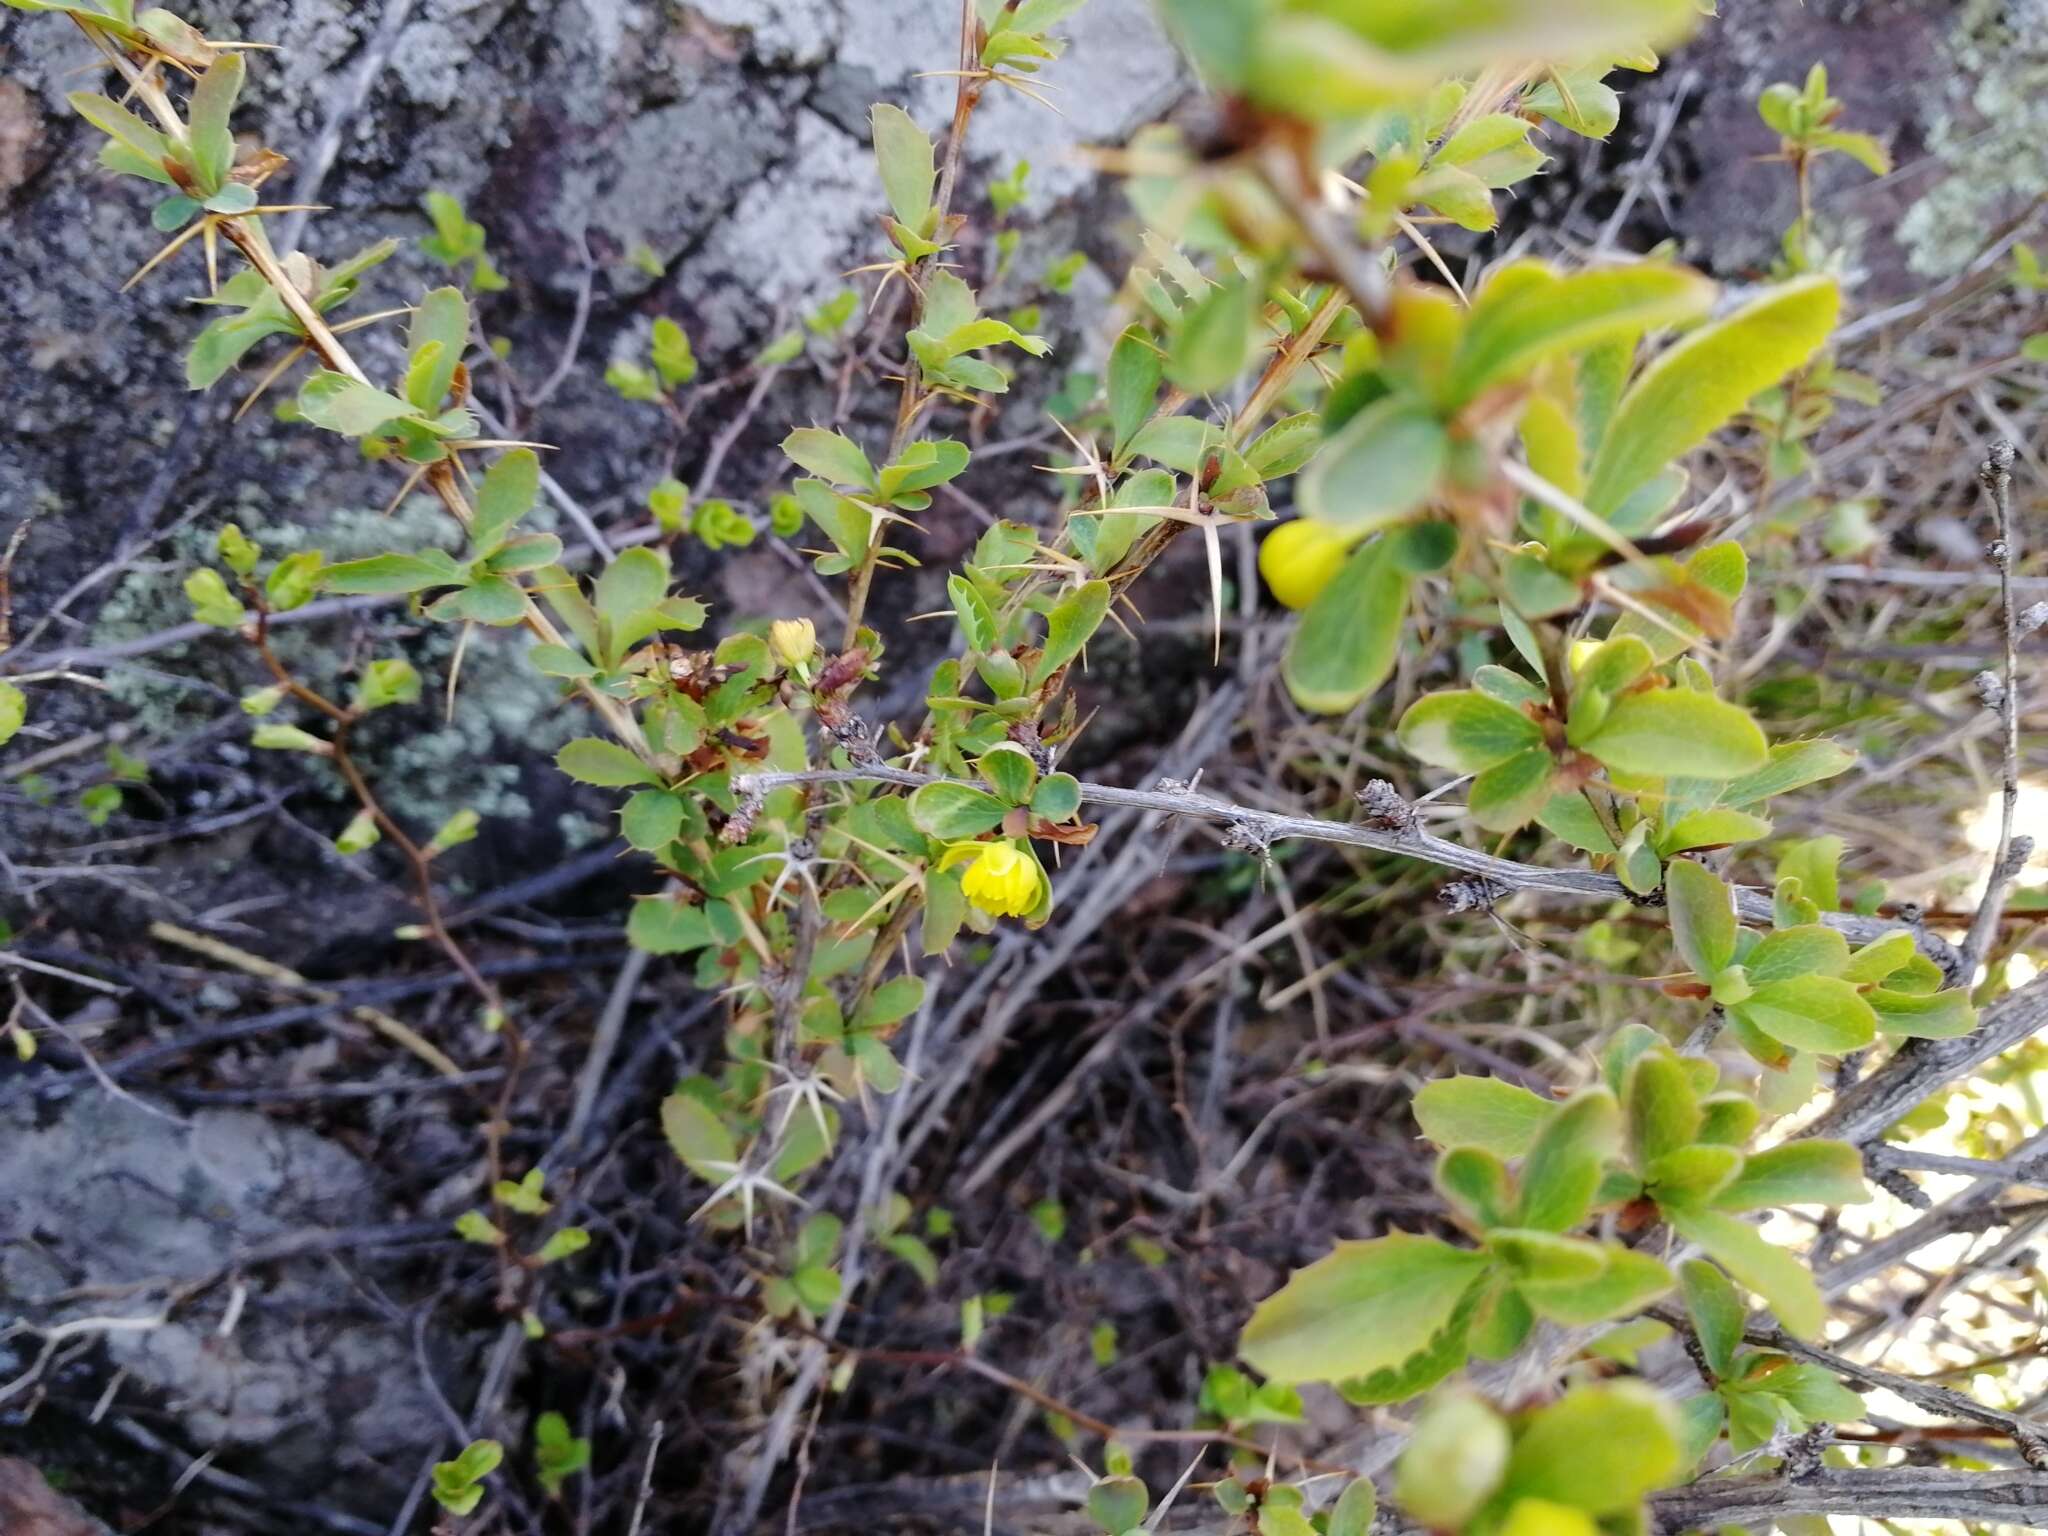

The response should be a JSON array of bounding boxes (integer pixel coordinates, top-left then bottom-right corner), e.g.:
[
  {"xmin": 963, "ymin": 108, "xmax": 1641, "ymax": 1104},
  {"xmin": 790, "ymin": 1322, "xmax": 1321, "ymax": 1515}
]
[
  {"xmin": 1238, "ymin": 1232, "xmax": 1489, "ymax": 1385},
  {"xmin": 1244, "ymin": 410, "xmax": 1320, "ymax": 478},
  {"xmin": 1697, "ymin": 1093, "xmax": 1761, "ymax": 1147},
  {"xmin": 1415, "ymin": 164, "xmax": 1496, "ymax": 231},
  {"xmin": 1437, "ymin": 1148, "xmax": 1514, "ymax": 1228},
  {"xmin": 651, "ymin": 317, "xmax": 698, "ymax": 387},
  {"xmin": 555, "ymin": 738, "xmax": 661, "ymax": 789},
  {"xmin": 0, "ymin": 681, "xmax": 24, "ymax": 746},
  {"xmin": 353, "ymin": 657, "xmax": 419, "ymax": 712},
  {"xmin": 473, "ymin": 449, "xmax": 540, "ymax": 552},
  {"xmin": 1030, "ymin": 772, "xmax": 1082, "ymax": 821},
  {"xmin": 1679, "ymin": 1257, "xmax": 1744, "ymax": 1378},
  {"xmin": 265, "ymin": 551, "xmax": 322, "ymax": 613},
  {"xmin": 1626, "ymin": 1050, "xmax": 1701, "ymax": 1168},
  {"xmin": 661, "ymin": 1089, "xmax": 737, "ymax": 1179},
  {"xmin": 1107, "ymin": 325, "xmax": 1161, "ymax": 453},
  {"xmin": 298, "ymin": 371, "xmax": 421, "ymax": 437},
  {"xmin": 855, "ymin": 974, "xmax": 925, "ymax": 1033},
  {"xmin": 1525, "ymin": 69, "xmax": 1620, "ymax": 139},
  {"xmin": 1413, "ymin": 1076, "xmax": 1557, "ymax": 1156},
  {"xmin": 429, "ymin": 575, "xmax": 525, "ymax": 626},
  {"xmin": 1468, "ymin": 746, "xmax": 1556, "ymax": 832},
  {"xmin": 1537, "ymin": 791, "xmax": 1617, "ymax": 854},
  {"xmin": 66, "ymin": 91, "xmax": 169, "ymax": 169},
  {"xmin": 629, "ymin": 897, "xmax": 715, "ymax": 956},
  {"xmin": 186, "ymin": 53, "xmax": 243, "ymax": 194},
  {"xmin": 1585, "ymin": 277, "xmax": 1841, "ymax": 517},
  {"xmin": 946, "ymin": 573, "xmax": 997, "ymax": 652},
  {"xmin": 319, "ymin": 550, "xmax": 463, "ymax": 595},
  {"xmin": 1664, "ymin": 857, "xmax": 1737, "ymax": 977},
  {"xmin": 1720, "ymin": 738, "xmax": 1856, "ymax": 807},
  {"xmin": 782, "ymin": 427, "xmax": 875, "ymax": 490},
  {"xmin": 1644, "ymin": 1143, "xmax": 1742, "ymax": 1209},
  {"xmin": 1869, "ymin": 986, "xmax": 1977, "ymax": 1039},
  {"xmin": 1669, "ymin": 1207, "xmax": 1824, "ymax": 1338},
  {"xmin": 1581, "ymin": 689, "xmax": 1768, "ymax": 778},
  {"xmin": 1487, "ymin": 1228, "xmax": 1607, "ymax": 1285},
  {"xmin": 1397, "ymin": 688, "xmax": 1543, "ymax": 772},
  {"xmin": 1124, "ymin": 413, "xmax": 1216, "ymax": 472},
  {"xmin": 1166, "ymin": 275, "xmax": 1258, "ymax": 394},
  {"xmin": 1766, "ymin": 1361, "xmax": 1868, "ymax": 1423},
  {"xmin": 793, "ymin": 479, "xmax": 871, "ymax": 569},
  {"xmin": 183, "ymin": 567, "xmax": 246, "ymax": 628},
  {"xmin": 1517, "ymin": 1089, "xmax": 1620, "ymax": 1233},
  {"xmin": 534, "ymin": 1227, "xmax": 590, "ymax": 1266},
  {"xmin": 1295, "ymin": 395, "xmax": 1447, "ymax": 534},
  {"xmin": 1501, "ymin": 1382, "xmax": 1680, "ymax": 1516},
  {"xmin": 870, "ymin": 103, "xmax": 936, "ymax": 232},
  {"xmin": 1332, "ymin": 1277, "xmax": 1482, "ymax": 1406},
  {"xmin": 251, "ymin": 723, "xmax": 326, "ymax": 753},
  {"xmin": 907, "ymin": 781, "xmax": 1010, "ymax": 840},
  {"xmin": 976, "ymin": 744, "xmax": 1037, "ymax": 805},
  {"xmin": 1659, "ymin": 807, "xmax": 1772, "ymax": 854},
  {"xmin": 1281, "ymin": 538, "xmax": 1409, "ymax": 714},
  {"xmin": 1812, "ymin": 127, "xmax": 1891, "ymax": 175},
  {"xmin": 1715, "ymin": 1141, "xmax": 1867, "ymax": 1211},
  {"xmin": 1030, "ymin": 579, "xmax": 1111, "ymax": 686},
  {"xmin": 1327, "ymin": 1479, "xmax": 1377, "ymax": 1536},
  {"xmin": 1518, "ymin": 1247, "xmax": 1674, "ymax": 1325},
  {"xmin": 1086, "ymin": 1477, "xmax": 1148, "ymax": 1535},
  {"xmin": 1736, "ymin": 975, "xmax": 1877, "ymax": 1053},
  {"xmin": 619, "ymin": 789, "xmax": 685, "ymax": 851},
  {"xmin": 406, "ymin": 287, "xmax": 469, "ymax": 412},
  {"xmin": 593, "ymin": 546, "xmax": 670, "ymax": 660},
  {"xmin": 1394, "ymin": 1390, "xmax": 1509, "ymax": 1530},
  {"xmin": 1447, "ymin": 263, "xmax": 1713, "ymax": 407},
  {"xmin": 1746, "ymin": 925, "xmax": 1850, "ymax": 984}
]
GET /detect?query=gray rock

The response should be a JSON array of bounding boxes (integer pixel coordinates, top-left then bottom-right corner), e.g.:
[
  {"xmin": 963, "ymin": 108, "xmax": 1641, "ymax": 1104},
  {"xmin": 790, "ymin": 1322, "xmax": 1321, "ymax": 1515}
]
[{"xmin": 0, "ymin": 1094, "xmax": 451, "ymax": 1511}]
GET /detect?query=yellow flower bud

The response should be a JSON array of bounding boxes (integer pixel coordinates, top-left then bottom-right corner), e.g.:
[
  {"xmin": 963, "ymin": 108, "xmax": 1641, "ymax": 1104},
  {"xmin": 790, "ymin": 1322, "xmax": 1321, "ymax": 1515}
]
[
  {"xmin": 950, "ymin": 840, "xmax": 1043, "ymax": 919},
  {"xmin": 1258, "ymin": 520, "xmax": 1354, "ymax": 611},
  {"xmin": 770, "ymin": 618, "xmax": 817, "ymax": 668}
]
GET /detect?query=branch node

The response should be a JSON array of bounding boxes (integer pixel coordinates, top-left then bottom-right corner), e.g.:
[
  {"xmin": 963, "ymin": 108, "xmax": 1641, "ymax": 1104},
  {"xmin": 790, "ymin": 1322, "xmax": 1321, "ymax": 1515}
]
[
  {"xmin": 1782, "ymin": 1423, "xmax": 1831, "ymax": 1483},
  {"xmin": 1995, "ymin": 834, "xmax": 2036, "ymax": 883},
  {"xmin": 725, "ymin": 789, "xmax": 765, "ymax": 843},
  {"xmin": 1355, "ymin": 778, "xmax": 1418, "ymax": 835},
  {"xmin": 1439, "ymin": 876, "xmax": 1511, "ymax": 915},
  {"xmin": 2017, "ymin": 1429, "xmax": 2048, "ymax": 1472},
  {"xmin": 1869, "ymin": 1161, "xmax": 1933, "ymax": 1211}
]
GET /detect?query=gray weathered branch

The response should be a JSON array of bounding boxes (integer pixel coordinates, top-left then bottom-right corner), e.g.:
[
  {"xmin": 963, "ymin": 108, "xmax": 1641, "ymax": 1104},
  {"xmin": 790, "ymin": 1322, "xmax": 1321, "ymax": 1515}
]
[
  {"xmin": 1957, "ymin": 439, "xmax": 2033, "ymax": 979},
  {"xmin": 732, "ymin": 766, "xmax": 1942, "ymax": 957},
  {"xmin": 1649, "ymin": 1467, "xmax": 2048, "ymax": 1532},
  {"xmin": 1806, "ymin": 980, "xmax": 2048, "ymax": 1145}
]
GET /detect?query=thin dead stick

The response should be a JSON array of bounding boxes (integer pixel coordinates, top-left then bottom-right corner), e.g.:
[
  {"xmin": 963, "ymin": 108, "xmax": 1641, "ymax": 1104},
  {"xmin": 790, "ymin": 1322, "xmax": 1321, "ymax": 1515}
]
[
  {"xmin": 148, "ymin": 920, "xmax": 462, "ymax": 1079},
  {"xmin": 1648, "ymin": 1467, "xmax": 2048, "ymax": 1532},
  {"xmin": 1958, "ymin": 440, "xmax": 2033, "ymax": 979},
  {"xmin": 732, "ymin": 765, "xmax": 1946, "ymax": 960}
]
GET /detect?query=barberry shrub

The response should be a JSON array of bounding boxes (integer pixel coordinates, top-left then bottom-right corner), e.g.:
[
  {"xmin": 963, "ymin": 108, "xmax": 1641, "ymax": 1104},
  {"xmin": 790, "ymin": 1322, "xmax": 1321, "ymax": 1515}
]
[{"xmin": 1, "ymin": 0, "xmax": 2034, "ymax": 1531}]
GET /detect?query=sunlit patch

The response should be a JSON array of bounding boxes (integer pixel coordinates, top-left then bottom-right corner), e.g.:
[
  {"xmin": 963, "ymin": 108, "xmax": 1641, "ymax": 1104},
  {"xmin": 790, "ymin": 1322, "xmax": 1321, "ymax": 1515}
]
[{"xmin": 1961, "ymin": 777, "xmax": 2048, "ymax": 887}]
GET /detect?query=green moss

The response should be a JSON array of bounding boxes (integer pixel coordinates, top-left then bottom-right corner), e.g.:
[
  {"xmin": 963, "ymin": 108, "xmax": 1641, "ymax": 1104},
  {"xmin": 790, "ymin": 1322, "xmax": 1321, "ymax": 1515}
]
[
  {"xmin": 92, "ymin": 489, "xmax": 577, "ymax": 838},
  {"xmin": 1900, "ymin": 0, "xmax": 2048, "ymax": 276}
]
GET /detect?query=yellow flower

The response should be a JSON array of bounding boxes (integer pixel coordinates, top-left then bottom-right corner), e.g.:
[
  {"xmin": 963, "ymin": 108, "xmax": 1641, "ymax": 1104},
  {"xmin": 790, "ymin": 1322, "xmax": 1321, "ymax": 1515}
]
[
  {"xmin": 770, "ymin": 618, "xmax": 817, "ymax": 668},
  {"xmin": 1258, "ymin": 519, "xmax": 1354, "ymax": 611},
  {"xmin": 945, "ymin": 840, "xmax": 1044, "ymax": 919}
]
